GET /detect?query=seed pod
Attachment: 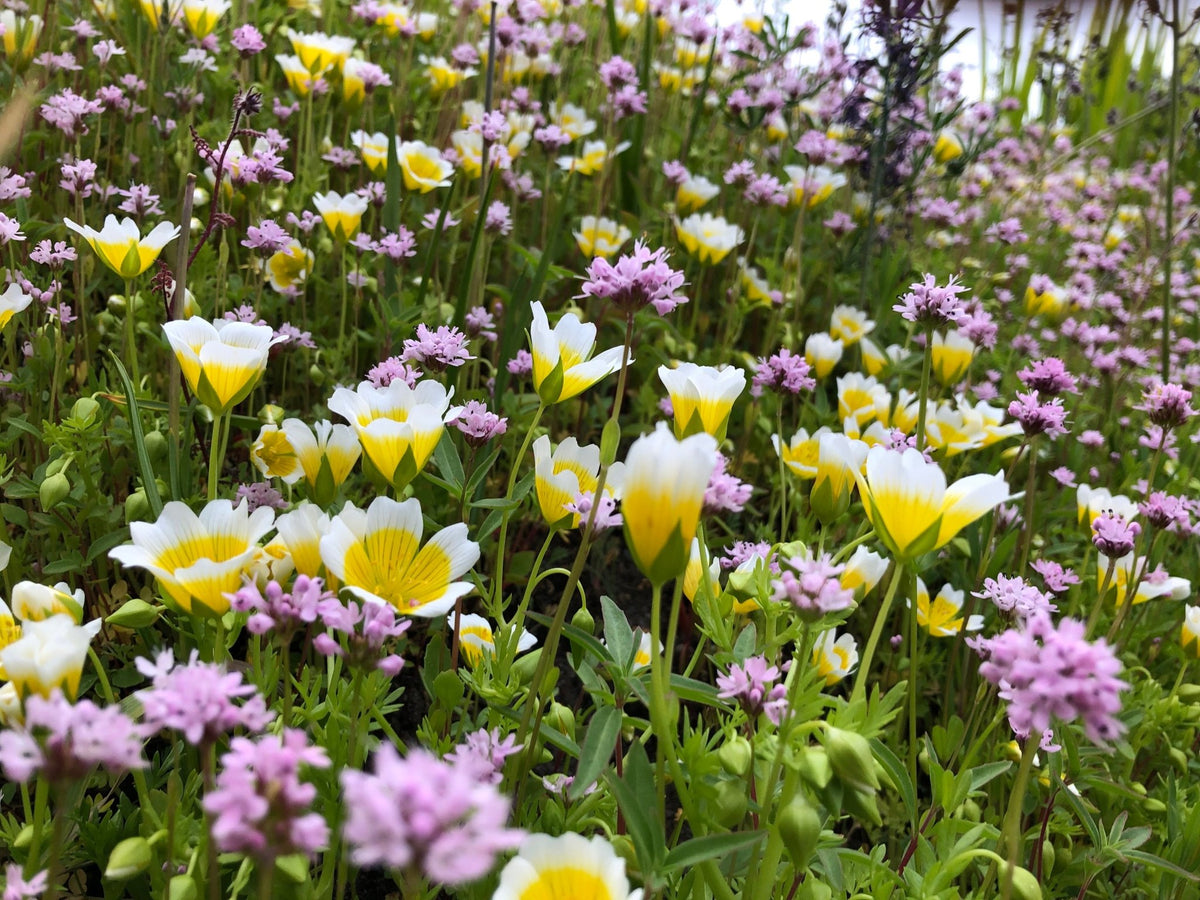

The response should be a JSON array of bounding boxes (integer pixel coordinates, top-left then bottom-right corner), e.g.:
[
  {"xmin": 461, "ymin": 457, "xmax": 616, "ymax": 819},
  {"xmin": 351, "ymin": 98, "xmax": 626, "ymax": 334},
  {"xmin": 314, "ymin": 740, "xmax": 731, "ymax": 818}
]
[
  {"xmin": 40, "ymin": 472, "xmax": 71, "ymax": 510},
  {"xmin": 570, "ymin": 603, "xmax": 595, "ymax": 635},
  {"xmin": 998, "ymin": 862, "xmax": 1043, "ymax": 900},
  {"xmin": 824, "ymin": 726, "xmax": 879, "ymax": 793},
  {"xmin": 776, "ymin": 795, "xmax": 822, "ymax": 871},
  {"xmin": 107, "ymin": 597, "xmax": 161, "ymax": 629},
  {"xmin": 718, "ymin": 736, "xmax": 753, "ymax": 776},
  {"xmin": 712, "ymin": 780, "xmax": 748, "ymax": 828}
]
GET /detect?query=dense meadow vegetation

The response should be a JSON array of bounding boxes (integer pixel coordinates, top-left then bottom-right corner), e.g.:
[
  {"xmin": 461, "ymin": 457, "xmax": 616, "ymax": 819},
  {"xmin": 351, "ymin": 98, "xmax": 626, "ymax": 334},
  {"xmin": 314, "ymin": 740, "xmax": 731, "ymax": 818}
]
[{"xmin": 0, "ymin": 0, "xmax": 1199, "ymax": 897}]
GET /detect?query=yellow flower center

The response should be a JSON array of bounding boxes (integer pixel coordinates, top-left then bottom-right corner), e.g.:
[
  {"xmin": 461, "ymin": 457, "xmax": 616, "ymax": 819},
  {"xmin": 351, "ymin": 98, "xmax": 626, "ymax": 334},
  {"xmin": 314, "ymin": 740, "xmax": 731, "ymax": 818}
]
[{"xmin": 519, "ymin": 868, "xmax": 614, "ymax": 900}]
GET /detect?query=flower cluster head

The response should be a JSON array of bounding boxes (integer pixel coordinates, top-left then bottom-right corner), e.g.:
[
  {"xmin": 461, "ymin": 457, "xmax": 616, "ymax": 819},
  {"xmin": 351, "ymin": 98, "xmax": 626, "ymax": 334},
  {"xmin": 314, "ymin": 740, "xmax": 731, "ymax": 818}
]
[
  {"xmin": 1018, "ymin": 357, "xmax": 1077, "ymax": 395},
  {"xmin": 1031, "ymin": 559, "xmax": 1081, "ymax": 594},
  {"xmin": 340, "ymin": 743, "xmax": 524, "ymax": 884},
  {"xmin": 1139, "ymin": 491, "xmax": 1190, "ymax": 531},
  {"xmin": 771, "ymin": 552, "xmax": 855, "ymax": 621},
  {"xmin": 751, "ymin": 347, "xmax": 815, "ymax": 398},
  {"xmin": 716, "ymin": 655, "xmax": 788, "ymax": 724},
  {"xmin": 704, "ymin": 453, "xmax": 752, "ymax": 515},
  {"xmin": 972, "ymin": 574, "xmax": 1057, "ymax": 620},
  {"xmin": 1092, "ymin": 512, "xmax": 1141, "ymax": 557},
  {"xmin": 1008, "ymin": 390, "xmax": 1069, "ymax": 439},
  {"xmin": 580, "ymin": 241, "xmax": 688, "ymax": 315},
  {"xmin": 136, "ymin": 649, "xmax": 273, "ymax": 746},
  {"xmin": 229, "ymin": 575, "xmax": 332, "ymax": 637},
  {"xmin": 1139, "ymin": 382, "xmax": 1195, "ymax": 430},
  {"xmin": 444, "ymin": 728, "xmax": 522, "ymax": 786},
  {"xmin": 893, "ymin": 274, "xmax": 968, "ymax": 327},
  {"xmin": 401, "ymin": 323, "xmax": 473, "ymax": 371},
  {"xmin": 204, "ymin": 728, "xmax": 330, "ymax": 862},
  {"xmin": 0, "ymin": 691, "xmax": 145, "ymax": 783},
  {"xmin": 976, "ymin": 613, "xmax": 1127, "ymax": 743},
  {"xmin": 313, "ymin": 596, "xmax": 412, "ymax": 675},
  {"xmin": 453, "ymin": 399, "xmax": 508, "ymax": 447}
]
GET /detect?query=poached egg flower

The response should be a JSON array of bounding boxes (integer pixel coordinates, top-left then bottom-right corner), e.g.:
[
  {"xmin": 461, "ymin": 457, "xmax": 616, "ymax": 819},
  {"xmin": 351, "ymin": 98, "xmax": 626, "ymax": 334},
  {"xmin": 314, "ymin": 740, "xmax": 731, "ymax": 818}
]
[
  {"xmin": 319, "ymin": 496, "xmax": 480, "ymax": 617},
  {"xmin": 64, "ymin": 215, "xmax": 181, "ymax": 279},
  {"xmin": 657, "ymin": 362, "xmax": 746, "ymax": 441},
  {"xmin": 163, "ymin": 318, "xmax": 286, "ymax": 415},
  {"xmin": 529, "ymin": 301, "xmax": 624, "ymax": 404},
  {"xmin": 853, "ymin": 446, "xmax": 1008, "ymax": 562}
]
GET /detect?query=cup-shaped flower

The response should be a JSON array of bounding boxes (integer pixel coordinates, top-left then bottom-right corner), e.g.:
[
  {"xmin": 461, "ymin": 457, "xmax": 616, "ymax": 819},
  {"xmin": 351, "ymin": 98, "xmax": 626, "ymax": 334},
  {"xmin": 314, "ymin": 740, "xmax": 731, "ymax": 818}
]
[
  {"xmin": 449, "ymin": 613, "xmax": 536, "ymax": 666},
  {"xmin": 109, "ymin": 500, "xmax": 276, "ymax": 616},
  {"xmin": 276, "ymin": 54, "xmax": 322, "ymax": 96},
  {"xmin": 319, "ymin": 496, "xmax": 480, "ymax": 617},
  {"xmin": 621, "ymin": 423, "xmax": 718, "ymax": 587},
  {"xmin": 911, "ymin": 578, "xmax": 982, "ymax": 637},
  {"xmin": 773, "ymin": 426, "xmax": 831, "ymax": 479},
  {"xmin": 0, "ymin": 283, "xmax": 33, "ymax": 329},
  {"xmin": 163, "ymin": 318, "xmax": 286, "ymax": 415},
  {"xmin": 1183, "ymin": 605, "xmax": 1200, "ymax": 658},
  {"xmin": 351, "ymin": 130, "xmax": 393, "ymax": 174},
  {"xmin": 811, "ymin": 433, "xmax": 868, "ymax": 525},
  {"xmin": 783, "ymin": 165, "xmax": 847, "ymax": 208},
  {"xmin": 804, "ymin": 333, "xmax": 844, "ymax": 380},
  {"xmin": 529, "ymin": 301, "xmax": 624, "ymax": 404},
  {"xmin": 286, "ymin": 419, "xmax": 361, "ymax": 504},
  {"xmin": 574, "ymin": 216, "xmax": 633, "ymax": 259},
  {"xmin": 931, "ymin": 329, "xmax": 975, "ymax": 385},
  {"xmin": 136, "ymin": 0, "xmax": 183, "ymax": 28},
  {"xmin": 64, "ymin": 215, "xmax": 181, "ymax": 279},
  {"xmin": 313, "ymin": 190, "xmax": 369, "ymax": 242},
  {"xmin": 532, "ymin": 436, "xmax": 624, "ymax": 529},
  {"xmin": 274, "ymin": 503, "xmax": 333, "ymax": 582},
  {"xmin": 658, "ymin": 363, "xmax": 746, "ymax": 442},
  {"xmin": 1, "ymin": 11, "xmax": 42, "ymax": 66},
  {"xmin": 683, "ymin": 538, "xmax": 721, "ymax": 603},
  {"xmin": 0, "ymin": 615, "xmax": 102, "ymax": 700},
  {"xmin": 674, "ymin": 213, "xmax": 744, "ymax": 265},
  {"xmin": 265, "ymin": 240, "xmax": 314, "ymax": 293},
  {"xmin": 812, "ymin": 629, "xmax": 858, "ymax": 686},
  {"xmin": 9, "ymin": 581, "xmax": 84, "ymax": 623},
  {"xmin": 675, "ymin": 174, "xmax": 720, "ymax": 213},
  {"xmin": 840, "ymin": 546, "xmax": 888, "ymax": 600},
  {"xmin": 852, "ymin": 447, "xmax": 1008, "ymax": 562},
  {"xmin": 397, "ymin": 141, "xmax": 454, "ymax": 192},
  {"xmin": 328, "ymin": 380, "xmax": 457, "ymax": 490},
  {"xmin": 286, "ymin": 29, "xmax": 355, "ymax": 72},
  {"xmin": 181, "ymin": 0, "xmax": 230, "ymax": 38},
  {"xmin": 493, "ymin": 833, "xmax": 644, "ymax": 900}
]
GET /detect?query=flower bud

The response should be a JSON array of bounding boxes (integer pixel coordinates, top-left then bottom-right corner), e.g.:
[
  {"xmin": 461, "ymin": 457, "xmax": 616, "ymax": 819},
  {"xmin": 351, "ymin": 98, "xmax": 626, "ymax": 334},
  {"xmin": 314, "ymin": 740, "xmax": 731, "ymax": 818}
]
[
  {"xmin": 823, "ymin": 726, "xmax": 879, "ymax": 793},
  {"xmin": 511, "ymin": 648, "xmax": 546, "ymax": 686},
  {"xmin": 125, "ymin": 489, "xmax": 152, "ymax": 524},
  {"xmin": 841, "ymin": 784, "xmax": 882, "ymax": 827},
  {"xmin": 718, "ymin": 736, "xmax": 753, "ymax": 776},
  {"xmin": 794, "ymin": 745, "xmax": 832, "ymax": 790},
  {"xmin": 40, "ymin": 472, "xmax": 71, "ymax": 510},
  {"xmin": 143, "ymin": 430, "xmax": 168, "ymax": 463},
  {"xmin": 795, "ymin": 878, "xmax": 832, "ymax": 900},
  {"xmin": 107, "ymin": 597, "xmax": 162, "ymax": 629},
  {"xmin": 712, "ymin": 780, "xmax": 748, "ymax": 827},
  {"xmin": 1041, "ymin": 840, "xmax": 1056, "ymax": 877},
  {"xmin": 546, "ymin": 702, "xmax": 575, "ymax": 740},
  {"xmin": 105, "ymin": 836, "xmax": 152, "ymax": 880},
  {"xmin": 998, "ymin": 862, "xmax": 1043, "ymax": 900},
  {"xmin": 168, "ymin": 875, "xmax": 198, "ymax": 900},
  {"xmin": 776, "ymin": 795, "xmax": 821, "ymax": 870},
  {"xmin": 71, "ymin": 396, "xmax": 101, "ymax": 425},
  {"xmin": 570, "ymin": 603, "xmax": 595, "ymax": 635}
]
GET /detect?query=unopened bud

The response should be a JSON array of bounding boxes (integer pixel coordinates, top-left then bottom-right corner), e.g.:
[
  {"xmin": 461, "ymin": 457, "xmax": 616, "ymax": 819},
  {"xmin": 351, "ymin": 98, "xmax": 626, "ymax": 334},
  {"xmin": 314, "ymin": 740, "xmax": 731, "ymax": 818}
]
[
  {"xmin": 40, "ymin": 472, "xmax": 71, "ymax": 510},
  {"xmin": 998, "ymin": 862, "xmax": 1043, "ymax": 900},
  {"xmin": 718, "ymin": 736, "xmax": 753, "ymax": 776},
  {"xmin": 108, "ymin": 597, "xmax": 161, "ymax": 629},
  {"xmin": 823, "ymin": 726, "xmax": 879, "ymax": 793},
  {"xmin": 777, "ymin": 795, "xmax": 822, "ymax": 870},
  {"xmin": 105, "ymin": 836, "xmax": 152, "ymax": 880}
]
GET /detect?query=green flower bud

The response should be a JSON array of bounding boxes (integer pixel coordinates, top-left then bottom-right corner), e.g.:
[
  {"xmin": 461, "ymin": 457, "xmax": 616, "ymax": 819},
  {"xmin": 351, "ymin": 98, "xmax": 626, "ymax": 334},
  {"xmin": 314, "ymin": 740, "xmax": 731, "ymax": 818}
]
[
  {"xmin": 718, "ymin": 736, "xmax": 753, "ymax": 776},
  {"xmin": 143, "ymin": 430, "xmax": 169, "ymax": 464},
  {"xmin": 108, "ymin": 597, "xmax": 161, "ymax": 629},
  {"xmin": 511, "ymin": 648, "xmax": 544, "ymax": 685},
  {"xmin": 712, "ymin": 780, "xmax": 748, "ymax": 828},
  {"xmin": 71, "ymin": 397, "xmax": 101, "ymax": 425},
  {"xmin": 546, "ymin": 702, "xmax": 575, "ymax": 741},
  {"xmin": 611, "ymin": 835, "xmax": 638, "ymax": 876},
  {"xmin": 40, "ymin": 472, "xmax": 71, "ymax": 510},
  {"xmin": 998, "ymin": 862, "xmax": 1042, "ymax": 900},
  {"xmin": 308, "ymin": 364, "xmax": 326, "ymax": 386},
  {"xmin": 258, "ymin": 404, "xmax": 286, "ymax": 425},
  {"xmin": 168, "ymin": 875, "xmax": 198, "ymax": 900},
  {"xmin": 823, "ymin": 726, "xmax": 879, "ymax": 793},
  {"xmin": 794, "ymin": 745, "xmax": 833, "ymax": 790},
  {"xmin": 125, "ymin": 489, "xmax": 152, "ymax": 524},
  {"xmin": 841, "ymin": 785, "xmax": 882, "ymax": 827},
  {"xmin": 1177, "ymin": 683, "xmax": 1200, "ymax": 701},
  {"xmin": 14, "ymin": 824, "xmax": 33, "ymax": 849},
  {"xmin": 1041, "ymin": 840, "xmax": 1056, "ymax": 878},
  {"xmin": 1144, "ymin": 798, "xmax": 1167, "ymax": 813},
  {"xmin": 45, "ymin": 457, "xmax": 68, "ymax": 477},
  {"xmin": 570, "ymin": 603, "xmax": 595, "ymax": 635},
  {"xmin": 776, "ymin": 796, "xmax": 822, "ymax": 871},
  {"xmin": 1170, "ymin": 747, "xmax": 1188, "ymax": 771},
  {"xmin": 105, "ymin": 836, "xmax": 152, "ymax": 880}
]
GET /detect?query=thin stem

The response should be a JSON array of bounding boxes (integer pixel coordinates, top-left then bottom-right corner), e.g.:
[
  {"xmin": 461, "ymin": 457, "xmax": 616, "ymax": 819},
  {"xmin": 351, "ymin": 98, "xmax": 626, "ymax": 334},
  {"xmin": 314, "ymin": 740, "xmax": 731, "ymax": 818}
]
[
  {"xmin": 491, "ymin": 403, "xmax": 545, "ymax": 606},
  {"xmin": 849, "ymin": 562, "xmax": 903, "ymax": 708},
  {"xmin": 916, "ymin": 328, "xmax": 933, "ymax": 452},
  {"xmin": 999, "ymin": 732, "xmax": 1040, "ymax": 900},
  {"xmin": 648, "ymin": 580, "xmax": 668, "ymax": 822}
]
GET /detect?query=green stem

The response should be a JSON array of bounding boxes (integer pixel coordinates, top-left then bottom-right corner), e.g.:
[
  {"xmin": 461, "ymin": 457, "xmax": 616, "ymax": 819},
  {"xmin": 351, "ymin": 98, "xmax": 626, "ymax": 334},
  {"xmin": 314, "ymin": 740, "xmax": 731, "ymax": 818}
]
[
  {"xmin": 206, "ymin": 413, "xmax": 224, "ymax": 502},
  {"xmin": 25, "ymin": 777, "xmax": 49, "ymax": 880},
  {"xmin": 849, "ymin": 562, "xmax": 903, "ymax": 708},
  {"xmin": 907, "ymin": 567, "xmax": 921, "ymax": 826},
  {"xmin": 999, "ymin": 732, "xmax": 1040, "ymax": 900},
  {"xmin": 40, "ymin": 787, "xmax": 68, "ymax": 900},
  {"xmin": 1163, "ymin": 0, "xmax": 1180, "ymax": 371},
  {"xmin": 916, "ymin": 328, "xmax": 933, "ymax": 452},
  {"xmin": 491, "ymin": 403, "xmax": 545, "ymax": 606},
  {"xmin": 648, "ymin": 580, "xmax": 669, "ymax": 822}
]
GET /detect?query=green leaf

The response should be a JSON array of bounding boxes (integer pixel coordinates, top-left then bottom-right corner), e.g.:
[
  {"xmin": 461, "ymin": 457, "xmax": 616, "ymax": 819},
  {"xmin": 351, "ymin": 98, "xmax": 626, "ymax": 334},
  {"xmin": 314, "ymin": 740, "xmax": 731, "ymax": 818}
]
[
  {"xmin": 967, "ymin": 761, "xmax": 1011, "ymax": 793},
  {"xmin": 570, "ymin": 704, "xmax": 622, "ymax": 800},
  {"xmin": 606, "ymin": 741, "xmax": 665, "ymax": 873},
  {"xmin": 432, "ymin": 431, "xmax": 465, "ymax": 494},
  {"xmin": 108, "ymin": 352, "xmax": 162, "ymax": 517},
  {"xmin": 870, "ymin": 738, "xmax": 916, "ymax": 825},
  {"xmin": 668, "ymin": 674, "xmax": 721, "ymax": 705},
  {"xmin": 1056, "ymin": 774, "xmax": 1103, "ymax": 847},
  {"xmin": 431, "ymin": 669, "xmax": 463, "ymax": 710},
  {"xmin": 601, "ymin": 595, "xmax": 635, "ymax": 672},
  {"xmin": 732, "ymin": 621, "xmax": 757, "ymax": 661},
  {"xmin": 1122, "ymin": 848, "xmax": 1200, "ymax": 881},
  {"xmin": 663, "ymin": 831, "xmax": 764, "ymax": 872}
]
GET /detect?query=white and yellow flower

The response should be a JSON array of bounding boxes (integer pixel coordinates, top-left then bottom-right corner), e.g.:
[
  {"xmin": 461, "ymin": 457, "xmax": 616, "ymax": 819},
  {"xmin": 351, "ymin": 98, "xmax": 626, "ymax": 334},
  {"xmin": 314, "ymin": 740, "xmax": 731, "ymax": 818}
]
[
  {"xmin": 910, "ymin": 578, "xmax": 982, "ymax": 637},
  {"xmin": 272, "ymin": 502, "xmax": 332, "ymax": 582},
  {"xmin": 773, "ymin": 426, "xmax": 831, "ymax": 480},
  {"xmin": 783, "ymin": 165, "xmax": 847, "ymax": 208},
  {"xmin": 351, "ymin": 130, "xmax": 394, "ymax": 174},
  {"xmin": 422, "ymin": 54, "xmax": 474, "ymax": 94},
  {"xmin": 1183, "ymin": 605, "xmax": 1200, "ymax": 658},
  {"xmin": 64, "ymin": 215, "xmax": 180, "ymax": 279},
  {"xmin": 556, "ymin": 140, "xmax": 630, "ymax": 177},
  {"xmin": 0, "ymin": 283, "xmax": 33, "ymax": 330},
  {"xmin": 265, "ymin": 240, "xmax": 315, "ymax": 293},
  {"xmin": 181, "ymin": 0, "xmax": 229, "ymax": 38},
  {"xmin": 529, "ymin": 301, "xmax": 624, "ymax": 404},
  {"xmin": 9, "ymin": 581, "xmax": 84, "ymax": 624},
  {"xmin": 287, "ymin": 29, "xmax": 355, "ymax": 72},
  {"xmin": 657, "ymin": 362, "xmax": 746, "ymax": 442},
  {"xmin": 829, "ymin": 305, "xmax": 874, "ymax": 347},
  {"xmin": 276, "ymin": 54, "xmax": 325, "ymax": 96},
  {"xmin": 574, "ymin": 216, "xmax": 632, "ymax": 259},
  {"xmin": 163, "ymin": 317, "xmax": 285, "ymax": 416},
  {"xmin": 1076, "ymin": 484, "xmax": 1139, "ymax": 527},
  {"xmin": 397, "ymin": 141, "xmax": 454, "ymax": 193},
  {"xmin": 853, "ymin": 447, "xmax": 1008, "ymax": 562},
  {"xmin": 532, "ymin": 436, "xmax": 623, "ymax": 529},
  {"xmin": 1024, "ymin": 279, "xmax": 1068, "ymax": 319},
  {"xmin": 327, "ymin": 379, "xmax": 458, "ymax": 490},
  {"xmin": 840, "ymin": 546, "xmax": 888, "ymax": 600},
  {"xmin": 811, "ymin": 432, "xmax": 868, "ymax": 525},
  {"xmin": 0, "ymin": 615, "xmax": 102, "ymax": 700},
  {"xmin": 550, "ymin": 102, "xmax": 596, "ymax": 140},
  {"xmin": 0, "ymin": 11, "xmax": 42, "ymax": 66},
  {"xmin": 621, "ymin": 423, "xmax": 717, "ymax": 587},
  {"xmin": 804, "ymin": 333, "xmax": 844, "ymax": 379},
  {"xmin": 313, "ymin": 190, "xmax": 369, "ymax": 242},
  {"xmin": 674, "ymin": 213, "xmax": 743, "ymax": 265},
  {"xmin": 135, "ymin": 0, "xmax": 183, "ymax": 28},
  {"xmin": 837, "ymin": 374, "xmax": 888, "ymax": 428},
  {"xmin": 813, "ymin": 629, "xmax": 858, "ymax": 686},
  {"xmin": 449, "ymin": 612, "xmax": 536, "ymax": 666},
  {"xmin": 493, "ymin": 833, "xmax": 644, "ymax": 900},
  {"xmin": 683, "ymin": 537, "xmax": 721, "ymax": 603},
  {"xmin": 109, "ymin": 500, "xmax": 275, "ymax": 616},
  {"xmin": 320, "ymin": 496, "xmax": 480, "ymax": 617},
  {"xmin": 675, "ymin": 174, "xmax": 720, "ymax": 213},
  {"xmin": 1101, "ymin": 553, "xmax": 1191, "ymax": 607},
  {"xmin": 933, "ymin": 131, "xmax": 964, "ymax": 164},
  {"xmin": 931, "ymin": 330, "xmax": 975, "ymax": 385}
]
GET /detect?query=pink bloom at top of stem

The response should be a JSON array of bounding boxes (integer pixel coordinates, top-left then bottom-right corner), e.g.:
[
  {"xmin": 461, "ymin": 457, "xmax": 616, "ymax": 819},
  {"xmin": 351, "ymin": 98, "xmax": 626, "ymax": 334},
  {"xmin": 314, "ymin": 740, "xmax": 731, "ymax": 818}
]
[
  {"xmin": 893, "ymin": 274, "xmax": 969, "ymax": 327},
  {"xmin": 1091, "ymin": 512, "xmax": 1140, "ymax": 557},
  {"xmin": 579, "ymin": 240, "xmax": 688, "ymax": 316}
]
